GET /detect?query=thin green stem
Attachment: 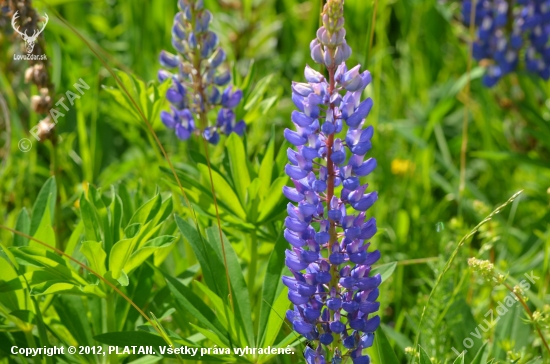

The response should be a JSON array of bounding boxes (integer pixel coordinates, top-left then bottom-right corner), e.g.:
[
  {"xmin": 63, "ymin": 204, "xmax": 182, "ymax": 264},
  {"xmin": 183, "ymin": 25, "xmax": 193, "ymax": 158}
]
[{"xmin": 248, "ymin": 233, "xmax": 258, "ymax": 301}]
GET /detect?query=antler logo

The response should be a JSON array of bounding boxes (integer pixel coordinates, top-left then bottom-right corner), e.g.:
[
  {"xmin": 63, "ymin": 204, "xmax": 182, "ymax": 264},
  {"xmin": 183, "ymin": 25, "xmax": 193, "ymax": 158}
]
[{"xmin": 11, "ymin": 11, "xmax": 49, "ymax": 54}]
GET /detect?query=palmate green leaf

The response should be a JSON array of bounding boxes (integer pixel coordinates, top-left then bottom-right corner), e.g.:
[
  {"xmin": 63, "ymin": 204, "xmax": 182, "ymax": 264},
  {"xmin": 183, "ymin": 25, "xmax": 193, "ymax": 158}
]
[
  {"xmin": 124, "ymin": 235, "xmax": 177, "ymax": 274},
  {"xmin": 30, "ymin": 281, "xmax": 105, "ymax": 297},
  {"xmin": 370, "ymin": 327, "xmax": 399, "ymax": 364},
  {"xmin": 226, "ymin": 133, "xmax": 251, "ymax": 205},
  {"xmin": 29, "ymin": 176, "xmax": 56, "ymax": 236},
  {"xmin": 258, "ymin": 232, "xmax": 287, "ymax": 347},
  {"xmin": 10, "ymin": 247, "xmax": 89, "ymax": 287},
  {"xmin": 161, "ymin": 166, "xmax": 247, "ymax": 226},
  {"xmin": 0, "ymin": 270, "xmax": 65, "ymax": 293},
  {"xmin": 14, "ymin": 208, "xmax": 30, "ymax": 247},
  {"xmin": 196, "ymin": 163, "xmax": 247, "ymax": 220},
  {"xmin": 80, "ymin": 241, "xmax": 107, "ymax": 277},
  {"xmin": 165, "ymin": 275, "xmax": 231, "ymax": 347},
  {"xmin": 175, "ymin": 216, "xmax": 225, "ymax": 298},
  {"xmin": 205, "ymin": 227, "xmax": 254, "ymax": 347},
  {"xmin": 418, "ymin": 345, "xmax": 431, "ymax": 364}
]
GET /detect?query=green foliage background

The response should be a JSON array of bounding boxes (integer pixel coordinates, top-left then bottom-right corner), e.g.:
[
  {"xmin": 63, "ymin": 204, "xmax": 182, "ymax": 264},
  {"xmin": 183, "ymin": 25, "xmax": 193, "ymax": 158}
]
[{"xmin": 0, "ymin": 0, "xmax": 549, "ymax": 363}]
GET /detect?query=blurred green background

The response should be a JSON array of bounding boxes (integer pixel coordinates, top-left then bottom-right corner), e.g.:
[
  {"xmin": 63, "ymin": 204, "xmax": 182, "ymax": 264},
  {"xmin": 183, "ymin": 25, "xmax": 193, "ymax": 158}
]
[{"xmin": 1, "ymin": 0, "xmax": 550, "ymax": 363}]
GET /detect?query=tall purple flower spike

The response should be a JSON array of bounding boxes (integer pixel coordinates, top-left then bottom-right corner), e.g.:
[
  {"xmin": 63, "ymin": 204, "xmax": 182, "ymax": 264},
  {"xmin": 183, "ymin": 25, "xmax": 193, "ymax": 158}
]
[
  {"xmin": 283, "ymin": 1, "xmax": 380, "ymax": 363},
  {"xmin": 158, "ymin": 0, "xmax": 245, "ymax": 144},
  {"xmin": 463, "ymin": 0, "xmax": 550, "ymax": 87}
]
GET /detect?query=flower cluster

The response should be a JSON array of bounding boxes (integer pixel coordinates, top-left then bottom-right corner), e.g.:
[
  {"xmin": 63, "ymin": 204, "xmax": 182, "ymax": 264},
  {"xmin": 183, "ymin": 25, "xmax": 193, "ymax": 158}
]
[
  {"xmin": 158, "ymin": 0, "xmax": 245, "ymax": 144},
  {"xmin": 282, "ymin": 1, "xmax": 381, "ymax": 363},
  {"xmin": 463, "ymin": 0, "xmax": 550, "ymax": 86}
]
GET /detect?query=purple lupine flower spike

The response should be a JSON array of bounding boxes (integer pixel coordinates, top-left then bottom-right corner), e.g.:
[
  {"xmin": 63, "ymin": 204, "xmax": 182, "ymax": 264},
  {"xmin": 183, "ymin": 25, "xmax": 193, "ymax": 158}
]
[
  {"xmin": 462, "ymin": 0, "xmax": 550, "ymax": 87},
  {"xmin": 158, "ymin": 0, "xmax": 245, "ymax": 144},
  {"xmin": 282, "ymin": 1, "xmax": 380, "ymax": 363}
]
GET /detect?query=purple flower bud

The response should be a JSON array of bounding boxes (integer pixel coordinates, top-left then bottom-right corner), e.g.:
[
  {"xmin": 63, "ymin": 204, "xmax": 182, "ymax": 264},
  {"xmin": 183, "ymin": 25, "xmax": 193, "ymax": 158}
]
[
  {"xmin": 293, "ymin": 320, "xmax": 314, "ymax": 334},
  {"xmin": 159, "ymin": 51, "xmax": 180, "ymax": 68}
]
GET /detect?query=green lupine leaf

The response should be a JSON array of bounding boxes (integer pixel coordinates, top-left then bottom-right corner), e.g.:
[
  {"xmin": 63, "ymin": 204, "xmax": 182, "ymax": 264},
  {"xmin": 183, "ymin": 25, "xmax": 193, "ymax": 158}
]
[
  {"xmin": 9, "ymin": 310, "xmax": 35, "ymax": 324},
  {"xmin": 371, "ymin": 327, "xmax": 399, "ymax": 364},
  {"xmin": 196, "ymin": 164, "xmax": 247, "ymax": 220},
  {"xmin": 0, "ymin": 256, "xmax": 25, "ymax": 311},
  {"xmin": 165, "ymin": 275, "xmax": 230, "ymax": 346},
  {"xmin": 205, "ymin": 227, "xmax": 254, "ymax": 347},
  {"xmin": 258, "ymin": 232, "xmax": 287, "ymax": 346},
  {"xmin": 125, "ymin": 223, "xmax": 141, "ymax": 238},
  {"xmin": 14, "ymin": 208, "xmax": 30, "ymax": 247},
  {"xmin": 194, "ymin": 281, "xmax": 247, "ymax": 346},
  {"xmin": 30, "ymin": 177, "xmax": 56, "ymax": 236},
  {"xmin": 80, "ymin": 195, "xmax": 101, "ymax": 243},
  {"xmin": 88, "ymin": 186, "xmax": 113, "ymax": 254},
  {"xmin": 226, "ymin": 133, "xmax": 251, "ymax": 204},
  {"xmin": 32, "ymin": 194, "xmax": 56, "ymax": 248},
  {"xmin": 124, "ymin": 235, "xmax": 176, "ymax": 274},
  {"xmin": 54, "ymin": 296, "xmax": 93, "ymax": 347},
  {"xmin": 110, "ymin": 191, "xmax": 124, "ymax": 251},
  {"xmin": 108, "ymin": 238, "xmax": 134, "ymax": 283},
  {"xmin": 175, "ymin": 216, "xmax": 226, "ymax": 298},
  {"xmin": 372, "ymin": 262, "xmax": 397, "ymax": 283},
  {"xmin": 260, "ymin": 287, "xmax": 289, "ymax": 348},
  {"xmin": 258, "ymin": 135, "xmax": 275, "ymax": 198},
  {"xmin": 30, "ymin": 281, "xmax": 105, "ymax": 297},
  {"xmin": 129, "ymin": 193, "xmax": 162, "ymax": 226},
  {"xmin": 80, "ymin": 241, "xmax": 107, "ymax": 277},
  {"xmin": 10, "ymin": 247, "xmax": 89, "ymax": 286}
]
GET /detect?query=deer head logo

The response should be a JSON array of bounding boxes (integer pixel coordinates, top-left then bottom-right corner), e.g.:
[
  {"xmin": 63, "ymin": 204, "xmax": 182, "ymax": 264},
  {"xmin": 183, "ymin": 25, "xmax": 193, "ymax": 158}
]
[{"xmin": 11, "ymin": 11, "xmax": 49, "ymax": 54}]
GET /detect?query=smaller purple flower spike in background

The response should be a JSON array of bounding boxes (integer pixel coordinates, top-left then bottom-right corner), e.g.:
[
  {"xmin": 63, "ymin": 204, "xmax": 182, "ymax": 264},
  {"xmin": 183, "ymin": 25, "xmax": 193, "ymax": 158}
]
[
  {"xmin": 282, "ymin": 0, "xmax": 381, "ymax": 363},
  {"xmin": 158, "ymin": 0, "xmax": 245, "ymax": 144},
  {"xmin": 462, "ymin": 0, "xmax": 550, "ymax": 87}
]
